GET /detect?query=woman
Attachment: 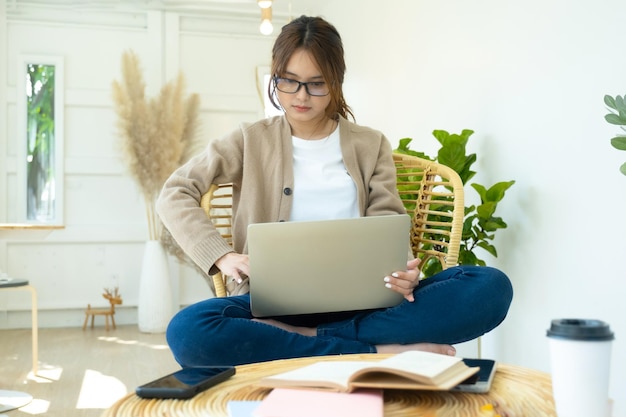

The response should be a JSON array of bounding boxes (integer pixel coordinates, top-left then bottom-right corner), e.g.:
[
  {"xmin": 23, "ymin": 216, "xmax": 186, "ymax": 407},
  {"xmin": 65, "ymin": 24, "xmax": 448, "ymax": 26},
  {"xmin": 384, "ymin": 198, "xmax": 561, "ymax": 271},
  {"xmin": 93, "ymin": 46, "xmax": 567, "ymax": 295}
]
[{"xmin": 156, "ymin": 15, "xmax": 513, "ymax": 367}]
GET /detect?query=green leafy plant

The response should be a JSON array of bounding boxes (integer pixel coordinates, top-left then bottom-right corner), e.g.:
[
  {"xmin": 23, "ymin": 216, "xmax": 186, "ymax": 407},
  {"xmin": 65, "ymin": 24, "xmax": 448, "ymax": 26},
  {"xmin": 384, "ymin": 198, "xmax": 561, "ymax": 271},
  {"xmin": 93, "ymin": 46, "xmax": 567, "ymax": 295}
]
[
  {"xmin": 603, "ymin": 94, "xmax": 626, "ymax": 176},
  {"xmin": 395, "ymin": 129, "xmax": 515, "ymax": 276}
]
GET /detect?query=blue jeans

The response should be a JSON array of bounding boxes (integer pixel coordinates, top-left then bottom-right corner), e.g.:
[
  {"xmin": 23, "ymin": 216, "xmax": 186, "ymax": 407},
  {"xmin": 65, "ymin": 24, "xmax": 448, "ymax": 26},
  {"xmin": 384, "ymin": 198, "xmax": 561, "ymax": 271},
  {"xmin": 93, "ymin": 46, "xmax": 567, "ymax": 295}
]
[{"xmin": 166, "ymin": 265, "xmax": 513, "ymax": 366}]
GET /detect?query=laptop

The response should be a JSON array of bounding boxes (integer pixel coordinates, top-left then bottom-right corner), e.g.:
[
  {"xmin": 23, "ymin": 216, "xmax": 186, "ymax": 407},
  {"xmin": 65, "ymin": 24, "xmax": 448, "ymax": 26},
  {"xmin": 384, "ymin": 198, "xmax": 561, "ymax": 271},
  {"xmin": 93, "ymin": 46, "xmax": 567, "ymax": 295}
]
[{"xmin": 247, "ymin": 214, "xmax": 411, "ymax": 317}]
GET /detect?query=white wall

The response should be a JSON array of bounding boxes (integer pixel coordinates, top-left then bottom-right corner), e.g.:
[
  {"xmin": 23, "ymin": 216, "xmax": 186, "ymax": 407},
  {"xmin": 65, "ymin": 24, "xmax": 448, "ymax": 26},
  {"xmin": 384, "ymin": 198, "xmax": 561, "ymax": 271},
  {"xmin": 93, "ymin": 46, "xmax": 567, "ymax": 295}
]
[
  {"xmin": 2, "ymin": 0, "xmax": 625, "ymax": 413},
  {"xmin": 319, "ymin": 0, "xmax": 626, "ymax": 414}
]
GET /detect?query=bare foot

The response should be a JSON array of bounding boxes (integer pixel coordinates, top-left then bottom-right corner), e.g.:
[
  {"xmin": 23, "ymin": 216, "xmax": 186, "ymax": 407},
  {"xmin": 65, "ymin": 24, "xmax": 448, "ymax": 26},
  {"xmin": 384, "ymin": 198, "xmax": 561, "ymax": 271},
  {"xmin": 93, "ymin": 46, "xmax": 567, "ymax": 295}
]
[
  {"xmin": 252, "ymin": 318, "xmax": 317, "ymax": 337},
  {"xmin": 376, "ymin": 343, "xmax": 456, "ymax": 356}
]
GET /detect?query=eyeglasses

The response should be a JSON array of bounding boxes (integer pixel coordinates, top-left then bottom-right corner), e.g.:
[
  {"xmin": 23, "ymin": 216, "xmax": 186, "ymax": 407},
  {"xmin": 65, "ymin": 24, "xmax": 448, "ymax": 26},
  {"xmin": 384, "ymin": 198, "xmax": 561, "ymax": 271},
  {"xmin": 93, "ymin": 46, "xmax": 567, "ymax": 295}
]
[{"xmin": 273, "ymin": 77, "xmax": 330, "ymax": 97}]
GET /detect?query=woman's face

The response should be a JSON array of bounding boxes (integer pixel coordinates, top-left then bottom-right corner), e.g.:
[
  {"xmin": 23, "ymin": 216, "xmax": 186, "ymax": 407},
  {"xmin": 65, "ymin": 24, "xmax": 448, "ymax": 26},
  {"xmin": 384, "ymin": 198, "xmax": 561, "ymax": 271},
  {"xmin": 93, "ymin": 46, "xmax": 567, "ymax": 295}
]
[{"xmin": 276, "ymin": 48, "xmax": 332, "ymax": 126}]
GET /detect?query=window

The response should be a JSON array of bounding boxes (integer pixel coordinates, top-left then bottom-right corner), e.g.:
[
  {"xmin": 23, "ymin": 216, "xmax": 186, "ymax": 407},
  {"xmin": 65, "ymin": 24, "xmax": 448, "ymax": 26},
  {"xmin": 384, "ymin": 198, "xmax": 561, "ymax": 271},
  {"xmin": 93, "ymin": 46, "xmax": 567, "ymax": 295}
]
[{"xmin": 17, "ymin": 56, "xmax": 64, "ymax": 224}]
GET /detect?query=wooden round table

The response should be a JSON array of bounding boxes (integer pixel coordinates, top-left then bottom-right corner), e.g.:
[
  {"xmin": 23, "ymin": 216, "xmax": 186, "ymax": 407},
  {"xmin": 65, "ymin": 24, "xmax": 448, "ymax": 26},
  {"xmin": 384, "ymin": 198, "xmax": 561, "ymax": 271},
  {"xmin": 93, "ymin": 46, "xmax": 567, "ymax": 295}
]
[{"xmin": 102, "ymin": 354, "xmax": 556, "ymax": 417}]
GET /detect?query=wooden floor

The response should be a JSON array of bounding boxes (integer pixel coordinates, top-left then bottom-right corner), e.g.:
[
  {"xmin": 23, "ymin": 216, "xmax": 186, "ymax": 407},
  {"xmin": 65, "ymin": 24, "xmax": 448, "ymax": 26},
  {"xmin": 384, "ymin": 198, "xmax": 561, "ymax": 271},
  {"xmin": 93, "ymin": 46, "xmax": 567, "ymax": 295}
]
[{"xmin": 0, "ymin": 325, "xmax": 179, "ymax": 417}]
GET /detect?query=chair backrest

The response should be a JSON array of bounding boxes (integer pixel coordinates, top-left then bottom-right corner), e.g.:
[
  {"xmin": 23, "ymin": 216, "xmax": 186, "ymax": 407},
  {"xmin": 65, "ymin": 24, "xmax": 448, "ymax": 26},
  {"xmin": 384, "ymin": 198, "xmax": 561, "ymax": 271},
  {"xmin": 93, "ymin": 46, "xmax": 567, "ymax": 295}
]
[
  {"xmin": 203, "ymin": 154, "xmax": 465, "ymax": 296},
  {"xmin": 393, "ymin": 153, "xmax": 464, "ymax": 271},
  {"xmin": 200, "ymin": 184, "xmax": 233, "ymax": 297}
]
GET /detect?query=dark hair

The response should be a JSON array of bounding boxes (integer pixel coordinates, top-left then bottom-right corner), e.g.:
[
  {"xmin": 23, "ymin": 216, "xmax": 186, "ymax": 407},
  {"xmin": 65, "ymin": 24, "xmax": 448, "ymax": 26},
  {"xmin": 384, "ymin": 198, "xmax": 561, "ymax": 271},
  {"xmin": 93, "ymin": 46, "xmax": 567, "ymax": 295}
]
[{"xmin": 269, "ymin": 15, "xmax": 354, "ymax": 121}]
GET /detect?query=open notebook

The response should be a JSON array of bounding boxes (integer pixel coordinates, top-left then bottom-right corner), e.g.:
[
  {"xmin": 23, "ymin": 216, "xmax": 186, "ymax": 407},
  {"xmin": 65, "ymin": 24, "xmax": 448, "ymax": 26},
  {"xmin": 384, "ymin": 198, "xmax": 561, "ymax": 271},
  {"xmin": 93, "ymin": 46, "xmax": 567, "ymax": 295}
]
[{"xmin": 247, "ymin": 214, "xmax": 411, "ymax": 317}]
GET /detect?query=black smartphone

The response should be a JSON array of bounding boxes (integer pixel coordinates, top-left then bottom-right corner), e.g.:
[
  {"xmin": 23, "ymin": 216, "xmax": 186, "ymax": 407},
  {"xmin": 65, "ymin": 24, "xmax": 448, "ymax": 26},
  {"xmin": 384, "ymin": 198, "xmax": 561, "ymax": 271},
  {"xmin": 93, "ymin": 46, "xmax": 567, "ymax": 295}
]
[
  {"xmin": 135, "ymin": 366, "xmax": 236, "ymax": 399},
  {"xmin": 451, "ymin": 359, "xmax": 497, "ymax": 393}
]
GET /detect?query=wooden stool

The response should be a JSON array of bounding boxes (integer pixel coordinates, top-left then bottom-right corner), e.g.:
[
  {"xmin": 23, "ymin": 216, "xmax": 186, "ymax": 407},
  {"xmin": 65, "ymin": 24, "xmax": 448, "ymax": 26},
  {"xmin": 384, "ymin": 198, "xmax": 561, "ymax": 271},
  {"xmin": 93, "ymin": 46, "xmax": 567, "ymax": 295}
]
[{"xmin": 83, "ymin": 287, "xmax": 122, "ymax": 331}]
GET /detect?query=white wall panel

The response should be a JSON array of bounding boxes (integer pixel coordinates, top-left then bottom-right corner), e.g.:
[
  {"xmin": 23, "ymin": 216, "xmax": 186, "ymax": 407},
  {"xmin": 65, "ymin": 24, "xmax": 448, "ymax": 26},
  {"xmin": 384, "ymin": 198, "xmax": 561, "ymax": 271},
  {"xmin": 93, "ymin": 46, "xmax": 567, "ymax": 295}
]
[
  {"xmin": 180, "ymin": 34, "xmax": 272, "ymax": 98},
  {"xmin": 7, "ymin": 23, "xmax": 158, "ymax": 91},
  {"xmin": 5, "ymin": 102, "xmax": 16, "ymax": 158},
  {"xmin": 64, "ymin": 175, "xmax": 144, "ymax": 226},
  {"xmin": 65, "ymin": 106, "xmax": 120, "ymax": 160},
  {"xmin": 4, "ymin": 241, "xmax": 144, "ymax": 309}
]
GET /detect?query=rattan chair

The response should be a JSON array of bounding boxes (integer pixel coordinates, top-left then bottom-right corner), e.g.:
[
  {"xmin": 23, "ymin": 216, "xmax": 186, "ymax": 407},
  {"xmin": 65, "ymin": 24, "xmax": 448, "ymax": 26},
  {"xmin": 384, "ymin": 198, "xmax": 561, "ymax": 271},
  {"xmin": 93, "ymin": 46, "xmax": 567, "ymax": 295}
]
[
  {"xmin": 204, "ymin": 154, "xmax": 464, "ymax": 297},
  {"xmin": 392, "ymin": 153, "xmax": 465, "ymax": 272},
  {"xmin": 200, "ymin": 183, "xmax": 234, "ymax": 298}
]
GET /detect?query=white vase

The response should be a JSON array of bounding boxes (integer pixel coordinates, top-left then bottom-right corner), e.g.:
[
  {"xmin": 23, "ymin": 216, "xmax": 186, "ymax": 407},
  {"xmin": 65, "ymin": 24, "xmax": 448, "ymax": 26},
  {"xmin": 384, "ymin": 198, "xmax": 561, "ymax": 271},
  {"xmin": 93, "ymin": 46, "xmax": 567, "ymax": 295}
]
[{"xmin": 137, "ymin": 240, "xmax": 174, "ymax": 333}]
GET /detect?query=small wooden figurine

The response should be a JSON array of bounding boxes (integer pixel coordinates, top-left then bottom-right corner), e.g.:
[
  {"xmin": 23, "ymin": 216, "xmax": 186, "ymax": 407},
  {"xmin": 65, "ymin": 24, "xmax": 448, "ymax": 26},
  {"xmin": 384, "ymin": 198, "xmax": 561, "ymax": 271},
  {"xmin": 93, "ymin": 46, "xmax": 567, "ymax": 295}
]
[{"xmin": 83, "ymin": 287, "xmax": 122, "ymax": 330}]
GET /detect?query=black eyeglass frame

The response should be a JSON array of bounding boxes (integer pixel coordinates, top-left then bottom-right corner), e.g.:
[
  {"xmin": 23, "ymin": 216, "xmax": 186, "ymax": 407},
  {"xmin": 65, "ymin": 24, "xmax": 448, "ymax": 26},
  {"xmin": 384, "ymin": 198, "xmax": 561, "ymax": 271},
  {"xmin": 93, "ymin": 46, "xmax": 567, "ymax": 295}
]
[{"xmin": 273, "ymin": 76, "xmax": 330, "ymax": 97}]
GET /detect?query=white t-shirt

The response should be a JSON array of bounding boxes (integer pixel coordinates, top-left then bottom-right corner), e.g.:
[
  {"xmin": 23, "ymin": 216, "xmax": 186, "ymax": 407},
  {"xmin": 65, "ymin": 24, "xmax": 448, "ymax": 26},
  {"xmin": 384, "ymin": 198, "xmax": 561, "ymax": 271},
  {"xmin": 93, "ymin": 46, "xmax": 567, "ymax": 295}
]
[{"xmin": 289, "ymin": 127, "xmax": 359, "ymax": 222}]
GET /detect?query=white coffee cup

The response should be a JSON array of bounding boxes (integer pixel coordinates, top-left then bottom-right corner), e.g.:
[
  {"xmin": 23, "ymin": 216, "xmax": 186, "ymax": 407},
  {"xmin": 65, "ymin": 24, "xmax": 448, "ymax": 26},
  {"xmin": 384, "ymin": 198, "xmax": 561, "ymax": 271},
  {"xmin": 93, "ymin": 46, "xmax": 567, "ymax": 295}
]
[{"xmin": 547, "ymin": 319, "xmax": 614, "ymax": 417}]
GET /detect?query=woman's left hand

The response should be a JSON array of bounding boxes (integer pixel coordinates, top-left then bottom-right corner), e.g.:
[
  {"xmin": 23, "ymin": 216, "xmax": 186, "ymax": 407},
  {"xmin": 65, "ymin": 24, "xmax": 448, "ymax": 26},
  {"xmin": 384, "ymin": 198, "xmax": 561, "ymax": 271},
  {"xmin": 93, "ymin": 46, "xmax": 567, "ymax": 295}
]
[{"xmin": 384, "ymin": 258, "xmax": 422, "ymax": 302}]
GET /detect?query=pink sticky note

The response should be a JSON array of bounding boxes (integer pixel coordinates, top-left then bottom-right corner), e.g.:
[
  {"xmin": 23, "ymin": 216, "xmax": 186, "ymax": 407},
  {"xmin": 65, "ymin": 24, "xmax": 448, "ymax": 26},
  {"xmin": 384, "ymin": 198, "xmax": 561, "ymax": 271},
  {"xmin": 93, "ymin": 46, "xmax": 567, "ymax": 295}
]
[{"xmin": 253, "ymin": 388, "xmax": 383, "ymax": 417}]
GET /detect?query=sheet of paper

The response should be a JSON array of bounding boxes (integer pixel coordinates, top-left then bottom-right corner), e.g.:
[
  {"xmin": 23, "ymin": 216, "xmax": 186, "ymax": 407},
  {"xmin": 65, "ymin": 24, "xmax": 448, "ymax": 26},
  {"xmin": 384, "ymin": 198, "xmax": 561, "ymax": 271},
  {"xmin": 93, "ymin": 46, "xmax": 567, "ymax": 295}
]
[
  {"xmin": 262, "ymin": 361, "xmax": 374, "ymax": 389},
  {"xmin": 377, "ymin": 351, "xmax": 463, "ymax": 378}
]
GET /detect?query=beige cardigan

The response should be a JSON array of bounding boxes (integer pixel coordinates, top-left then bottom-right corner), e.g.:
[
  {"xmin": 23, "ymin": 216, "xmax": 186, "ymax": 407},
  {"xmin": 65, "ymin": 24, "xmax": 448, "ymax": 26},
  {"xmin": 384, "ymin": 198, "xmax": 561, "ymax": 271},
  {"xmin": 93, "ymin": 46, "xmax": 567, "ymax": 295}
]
[{"xmin": 156, "ymin": 115, "xmax": 405, "ymax": 279}]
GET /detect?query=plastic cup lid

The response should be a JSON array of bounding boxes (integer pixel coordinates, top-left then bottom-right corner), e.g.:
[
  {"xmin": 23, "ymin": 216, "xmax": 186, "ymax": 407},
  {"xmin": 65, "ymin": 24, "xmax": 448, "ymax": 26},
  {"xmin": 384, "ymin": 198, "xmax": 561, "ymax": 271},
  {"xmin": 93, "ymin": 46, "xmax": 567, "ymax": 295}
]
[{"xmin": 546, "ymin": 318, "xmax": 614, "ymax": 341}]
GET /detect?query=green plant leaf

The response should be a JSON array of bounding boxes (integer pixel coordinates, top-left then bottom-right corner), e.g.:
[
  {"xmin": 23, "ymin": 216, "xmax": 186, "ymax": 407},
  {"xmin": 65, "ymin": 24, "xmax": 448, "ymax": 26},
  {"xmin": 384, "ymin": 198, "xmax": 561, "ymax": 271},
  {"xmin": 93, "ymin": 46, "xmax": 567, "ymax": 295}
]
[
  {"xmin": 458, "ymin": 249, "xmax": 477, "ymax": 265},
  {"xmin": 485, "ymin": 180, "xmax": 516, "ymax": 202},
  {"xmin": 621, "ymin": 162, "xmax": 626, "ymax": 176},
  {"xmin": 438, "ymin": 143, "xmax": 467, "ymax": 173},
  {"xmin": 432, "ymin": 130, "xmax": 451, "ymax": 147},
  {"xmin": 458, "ymin": 154, "xmax": 477, "ymax": 185},
  {"xmin": 477, "ymin": 241, "xmax": 498, "ymax": 257},
  {"xmin": 471, "ymin": 183, "xmax": 487, "ymax": 202},
  {"xmin": 481, "ymin": 218, "xmax": 508, "ymax": 232},
  {"xmin": 464, "ymin": 205, "xmax": 476, "ymax": 216},
  {"xmin": 459, "ymin": 129, "xmax": 475, "ymax": 141},
  {"xmin": 605, "ymin": 94, "xmax": 617, "ymax": 109},
  {"xmin": 433, "ymin": 129, "xmax": 474, "ymax": 148},
  {"xmin": 611, "ymin": 136, "xmax": 626, "ymax": 150},
  {"xmin": 487, "ymin": 216, "xmax": 508, "ymax": 228},
  {"xmin": 606, "ymin": 113, "xmax": 626, "ymax": 126},
  {"xmin": 477, "ymin": 202, "xmax": 497, "ymax": 219},
  {"xmin": 421, "ymin": 258, "xmax": 443, "ymax": 278},
  {"xmin": 397, "ymin": 138, "xmax": 413, "ymax": 152},
  {"xmin": 616, "ymin": 95, "xmax": 626, "ymax": 113},
  {"xmin": 459, "ymin": 249, "xmax": 486, "ymax": 266},
  {"xmin": 462, "ymin": 214, "xmax": 476, "ymax": 237}
]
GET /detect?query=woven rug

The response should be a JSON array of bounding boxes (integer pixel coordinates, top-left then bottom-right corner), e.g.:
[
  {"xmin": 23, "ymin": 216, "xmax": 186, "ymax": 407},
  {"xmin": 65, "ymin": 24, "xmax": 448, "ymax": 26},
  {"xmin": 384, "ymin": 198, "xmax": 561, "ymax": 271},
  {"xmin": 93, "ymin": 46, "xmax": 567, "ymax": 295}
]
[{"xmin": 102, "ymin": 354, "xmax": 556, "ymax": 417}]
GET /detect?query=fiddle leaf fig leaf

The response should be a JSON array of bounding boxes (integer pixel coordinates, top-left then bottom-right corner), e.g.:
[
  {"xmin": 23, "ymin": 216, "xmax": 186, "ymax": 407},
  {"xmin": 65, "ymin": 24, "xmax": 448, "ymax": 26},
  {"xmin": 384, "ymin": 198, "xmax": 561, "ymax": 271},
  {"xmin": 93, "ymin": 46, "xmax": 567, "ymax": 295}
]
[
  {"xmin": 477, "ymin": 241, "xmax": 498, "ymax": 257},
  {"xmin": 477, "ymin": 202, "xmax": 496, "ymax": 219},
  {"xmin": 432, "ymin": 129, "xmax": 452, "ymax": 147},
  {"xmin": 482, "ymin": 218, "xmax": 508, "ymax": 232},
  {"xmin": 471, "ymin": 183, "xmax": 487, "ymax": 202},
  {"xmin": 438, "ymin": 143, "xmax": 467, "ymax": 173},
  {"xmin": 397, "ymin": 138, "xmax": 413, "ymax": 152},
  {"xmin": 485, "ymin": 181, "xmax": 516, "ymax": 202}
]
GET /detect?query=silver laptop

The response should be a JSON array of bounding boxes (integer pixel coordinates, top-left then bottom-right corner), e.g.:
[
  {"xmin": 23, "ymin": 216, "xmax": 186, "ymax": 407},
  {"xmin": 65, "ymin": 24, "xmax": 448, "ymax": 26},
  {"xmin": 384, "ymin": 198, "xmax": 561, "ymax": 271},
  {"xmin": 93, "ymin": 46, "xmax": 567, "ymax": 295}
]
[{"xmin": 247, "ymin": 214, "xmax": 411, "ymax": 317}]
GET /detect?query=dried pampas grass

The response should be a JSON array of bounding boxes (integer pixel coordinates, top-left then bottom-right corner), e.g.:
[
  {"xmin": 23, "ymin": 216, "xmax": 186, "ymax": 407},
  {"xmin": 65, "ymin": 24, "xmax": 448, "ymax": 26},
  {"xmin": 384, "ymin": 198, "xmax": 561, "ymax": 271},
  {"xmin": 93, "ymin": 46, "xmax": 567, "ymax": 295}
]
[{"xmin": 112, "ymin": 50, "xmax": 201, "ymax": 240}]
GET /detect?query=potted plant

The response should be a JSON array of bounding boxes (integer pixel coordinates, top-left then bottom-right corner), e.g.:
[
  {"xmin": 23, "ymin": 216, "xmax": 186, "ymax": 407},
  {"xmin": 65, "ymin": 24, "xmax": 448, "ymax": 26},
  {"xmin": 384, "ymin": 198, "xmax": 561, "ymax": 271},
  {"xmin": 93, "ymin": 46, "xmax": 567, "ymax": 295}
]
[
  {"xmin": 603, "ymin": 94, "xmax": 626, "ymax": 176},
  {"xmin": 394, "ymin": 129, "xmax": 515, "ymax": 277}
]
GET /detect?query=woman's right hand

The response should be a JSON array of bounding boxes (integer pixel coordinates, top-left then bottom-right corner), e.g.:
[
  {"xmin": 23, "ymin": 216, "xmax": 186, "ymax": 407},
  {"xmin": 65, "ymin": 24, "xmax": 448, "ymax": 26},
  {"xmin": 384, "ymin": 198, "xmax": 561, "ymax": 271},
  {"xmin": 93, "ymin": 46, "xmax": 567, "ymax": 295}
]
[{"xmin": 214, "ymin": 252, "xmax": 250, "ymax": 284}]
